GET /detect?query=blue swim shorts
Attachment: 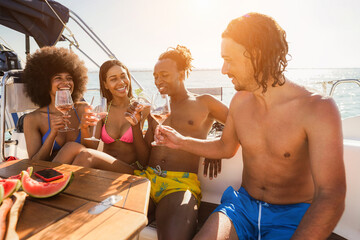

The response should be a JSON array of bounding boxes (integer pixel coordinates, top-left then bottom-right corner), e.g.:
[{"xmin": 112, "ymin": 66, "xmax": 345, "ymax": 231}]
[{"xmin": 213, "ymin": 186, "xmax": 310, "ymax": 240}]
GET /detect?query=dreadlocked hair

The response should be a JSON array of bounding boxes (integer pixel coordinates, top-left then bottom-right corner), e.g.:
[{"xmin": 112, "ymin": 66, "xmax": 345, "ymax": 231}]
[{"xmin": 158, "ymin": 45, "xmax": 194, "ymax": 78}]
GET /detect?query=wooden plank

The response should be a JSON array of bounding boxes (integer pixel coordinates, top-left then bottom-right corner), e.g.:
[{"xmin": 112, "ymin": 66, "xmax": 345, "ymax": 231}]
[
  {"xmin": 28, "ymin": 194, "xmax": 88, "ymax": 212},
  {"xmin": 123, "ymin": 176, "xmax": 151, "ymax": 215},
  {"xmin": 81, "ymin": 208, "xmax": 147, "ymax": 240},
  {"xmin": 27, "ymin": 202, "xmax": 147, "ymax": 240},
  {"xmin": 63, "ymin": 171, "xmax": 130, "ymax": 204},
  {"xmin": 30, "ymin": 160, "xmax": 131, "ymax": 180},
  {"xmin": 0, "ymin": 159, "xmax": 25, "ymax": 169},
  {"xmin": 0, "ymin": 160, "xmax": 132, "ymax": 204},
  {"xmin": 0, "ymin": 160, "xmax": 29, "ymax": 177},
  {"xmin": 16, "ymin": 200, "xmax": 68, "ymax": 240},
  {"xmin": 0, "ymin": 159, "xmax": 132, "ymax": 181}
]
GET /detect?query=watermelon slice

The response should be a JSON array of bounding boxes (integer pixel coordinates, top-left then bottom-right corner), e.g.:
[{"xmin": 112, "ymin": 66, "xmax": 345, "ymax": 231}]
[
  {"xmin": 0, "ymin": 179, "xmax": 21, "ymax": 199},
  {"xmin": 8, "ymin": 167, "xmax": 33, "ymax": 180},
  {"xmin": 0, "ymin": 185, "xmax": 3, "ymax": 204},
  {"xmin": 21, "ymin": 170, "xmax": 73, "ymax": 198}
]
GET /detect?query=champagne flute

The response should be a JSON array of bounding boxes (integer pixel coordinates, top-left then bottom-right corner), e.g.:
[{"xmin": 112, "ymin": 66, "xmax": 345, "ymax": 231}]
[
  {"xmin": 55, "ymin": 90, "xmax": 74, "ymax": 132},
  {"xmin": 84, "ymin": 96, "xmax": 107, "ymax": 141},
  {"xmin": 150, "ymin": 93, "xmax": 171, "ymax": 146}
]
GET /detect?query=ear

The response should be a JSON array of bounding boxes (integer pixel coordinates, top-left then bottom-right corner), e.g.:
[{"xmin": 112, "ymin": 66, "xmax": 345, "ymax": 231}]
[{"xmin": 179, "ymin": 71, "xmax": 185, "ymax": 81}]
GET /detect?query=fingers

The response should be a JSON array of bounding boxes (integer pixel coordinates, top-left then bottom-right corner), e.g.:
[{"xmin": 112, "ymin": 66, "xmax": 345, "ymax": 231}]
[
  {"xmin": 203, "ymin": 159, "xmax": 209, "ymax": 177},
  {"xmin": 84, "ymin": 105, "xmax": 93, "ymax": 113},
  {"xmin": 204, "ymin": 159, "xmax": 221, "ymax": 180},
  {"xmin": 217, "ymin": 159, "xmax": 222, "ymax": 174},
  {"xmin": 209, "ymin": 159, "xmax": 214, "ymax": 180}
]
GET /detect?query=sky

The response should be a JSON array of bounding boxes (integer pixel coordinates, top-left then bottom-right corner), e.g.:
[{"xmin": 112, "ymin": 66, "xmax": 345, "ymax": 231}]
[{"xmin": 1, "ymin": 0, "xmax": 360, "ymax": 71}]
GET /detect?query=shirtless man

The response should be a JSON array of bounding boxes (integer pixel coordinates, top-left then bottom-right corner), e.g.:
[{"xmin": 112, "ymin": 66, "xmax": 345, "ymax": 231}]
[
  {"xmin": 156, "ymin": 13, "xmax": 346, "ymax": 240},
  {"xmin": 134, "ymin": 45, "xmax": 228, "ymax": 240}
]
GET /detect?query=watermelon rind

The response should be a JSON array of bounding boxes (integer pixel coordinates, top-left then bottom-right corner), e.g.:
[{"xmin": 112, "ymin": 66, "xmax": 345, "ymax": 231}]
[
  {"xmin": 21, "ymin": 170, "xmax": 74, "ymax": 198},
  {"xmin": 27, "ymin": 166, "xmax": 33, "ymax": 177},
  {"xmin": 0, "ymin": 179, "xmax": 21, "ymax": 199},
  {"xmin": 0, "ymin": 185, "xmax": 3, "ymax": 204}
]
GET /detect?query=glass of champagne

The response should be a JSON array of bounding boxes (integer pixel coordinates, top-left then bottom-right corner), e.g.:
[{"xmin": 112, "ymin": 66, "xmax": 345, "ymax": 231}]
[
  {"xmin": 150, "ymin": 93, "xmax": 171, "ymax": 146},
  {"xmin": 55, "ymin": 89, "xmax": 74, "ymax": 132},
  {"xmin": 84, "ymin": 96, "xmax": 108, "ymax": 141}
]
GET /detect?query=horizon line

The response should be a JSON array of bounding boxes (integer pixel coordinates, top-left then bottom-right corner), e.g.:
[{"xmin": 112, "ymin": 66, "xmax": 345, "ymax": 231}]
[{"xmin": 88, "ymin": 67, "xmax": 360, "ymax": 73}]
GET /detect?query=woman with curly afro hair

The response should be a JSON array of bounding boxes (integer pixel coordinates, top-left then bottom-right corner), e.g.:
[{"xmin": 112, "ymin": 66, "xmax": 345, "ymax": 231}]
[{"xmin": 23, "ymin": 46, "xmax": 89, "ymax": 161}]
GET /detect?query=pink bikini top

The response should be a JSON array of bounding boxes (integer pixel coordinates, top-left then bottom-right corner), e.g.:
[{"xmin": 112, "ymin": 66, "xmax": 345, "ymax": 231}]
[{"xmin": 100, "ymin": 101, "xmax": 134, "ymax": 144}]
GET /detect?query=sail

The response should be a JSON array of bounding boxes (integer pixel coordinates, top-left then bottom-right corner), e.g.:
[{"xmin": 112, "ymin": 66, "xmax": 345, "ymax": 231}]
[{"xmin": 0, "ymin": 0, "xmax": 69, "ymax": 47}]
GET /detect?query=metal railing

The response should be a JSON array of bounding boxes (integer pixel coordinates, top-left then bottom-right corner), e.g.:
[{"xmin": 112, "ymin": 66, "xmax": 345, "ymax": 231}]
[{"xmin": 328, "ymin": 79, "xmax": 360, "ymax": 97}]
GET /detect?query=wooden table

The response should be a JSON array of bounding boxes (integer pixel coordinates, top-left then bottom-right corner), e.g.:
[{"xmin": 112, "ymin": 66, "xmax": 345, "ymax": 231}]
[{"xmin": 0, "ymin": 159, "xmax": 151, "ymax": 240}]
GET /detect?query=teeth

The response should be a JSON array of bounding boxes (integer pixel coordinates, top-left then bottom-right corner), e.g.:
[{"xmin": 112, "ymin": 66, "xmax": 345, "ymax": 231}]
[{"xmin": 116, "ymin": 86, "xmax": 126, "ymax": 91}]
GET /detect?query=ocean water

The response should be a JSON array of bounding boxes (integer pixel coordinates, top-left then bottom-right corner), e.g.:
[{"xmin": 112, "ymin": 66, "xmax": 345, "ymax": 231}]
[{"xmin": 86, "ymin": 68, "xmax": 360, "ymax": 119}]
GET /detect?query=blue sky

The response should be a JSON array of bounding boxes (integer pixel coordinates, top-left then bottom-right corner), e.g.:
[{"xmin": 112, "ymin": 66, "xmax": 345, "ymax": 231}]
[{"xmin": 1, "ymin": 0, "xmax": 360, "ymax": 70}]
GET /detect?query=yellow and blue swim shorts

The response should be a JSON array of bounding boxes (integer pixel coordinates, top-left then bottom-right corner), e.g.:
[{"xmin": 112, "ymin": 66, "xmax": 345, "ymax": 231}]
[{"xmin": 134, "ymin": 166, "xmax": 201, "ymax": 204}]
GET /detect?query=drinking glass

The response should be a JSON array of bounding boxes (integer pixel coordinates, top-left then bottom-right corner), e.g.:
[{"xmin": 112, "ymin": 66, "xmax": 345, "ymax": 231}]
[
  {"xmin": 84, "ymin": 96, "xmax": 108, "ymax": 141},
  {"xmin": 125, "ymin": 91, "xmax": 151, "ymax": 125},
  {"xmin": 150, "ymin": 93, "xmax": 171, "ymax": 146},
  {"xmin": 55, "ymin": 90, "xmax": 74, "ymax": 132}
]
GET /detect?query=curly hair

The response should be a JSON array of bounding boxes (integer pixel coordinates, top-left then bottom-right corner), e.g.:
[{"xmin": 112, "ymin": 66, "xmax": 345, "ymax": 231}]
[
  {"xmin": 158, "ymin": 45, "xmax": 194, "ymax": 78},
  {"xmin": 99, "ymin": 60, "xmax": 133, "ymax": 101},
  {"xmin": 222, "ymin": 13, "xmax": 289, "ymax": 93},
  {"xmin": 23, "ymin": 46, "xmax": 88, "ymax": 107}
]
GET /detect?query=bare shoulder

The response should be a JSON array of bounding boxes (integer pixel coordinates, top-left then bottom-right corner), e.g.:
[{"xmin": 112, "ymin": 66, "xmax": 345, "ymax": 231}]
[
  {"xmin": 195, "ymin": 93, "xmax": 223, "ymax": 105},
  {"xmin": 302, "ymin": 92, "xmax": 341, "ymax": 126},
  {"xmin": 24, "ymin": 108, "xmax": 45, "ymax": 127},
  {"xmin": 229, "ymin": 91, "xmax": 253, "ymax": 109}
]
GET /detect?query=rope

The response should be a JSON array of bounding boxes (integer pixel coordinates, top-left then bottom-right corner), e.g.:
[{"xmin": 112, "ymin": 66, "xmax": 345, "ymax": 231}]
[{"xmin": 44, "ymin": 0, "xmax": 79, "ymax": 47}]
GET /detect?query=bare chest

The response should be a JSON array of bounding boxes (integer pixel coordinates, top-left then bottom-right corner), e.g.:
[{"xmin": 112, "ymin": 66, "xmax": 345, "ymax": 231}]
[
  {"xmin": 164, "ymin": 103, "xmax": 212, "ymax": 139},
  {"xmin": 235, "ymin": 105, "xmax": 308, "ymax": 160}
]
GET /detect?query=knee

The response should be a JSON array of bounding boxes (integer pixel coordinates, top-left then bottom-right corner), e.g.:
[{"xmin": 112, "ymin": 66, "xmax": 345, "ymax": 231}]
[
  {"xmin": 73, "ymin": 149, "xmax": 93, "ymax": 167},
  {"xmin": 62, "ymin": 142, "xmax": 83, "ymax": 151}
]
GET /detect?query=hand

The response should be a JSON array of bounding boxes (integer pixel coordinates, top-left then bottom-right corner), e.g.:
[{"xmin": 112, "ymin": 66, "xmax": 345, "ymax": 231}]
[
  {"xmin": 80, "ymin": 105, "xmax": 98, "ymax": 129},
  {"xmin": 155, "ymin": 125, "xmax": 184, "ymax": 149},
  {"xmin": 125, "ymin": 100, "xmax": 150, "ymax": 126},
  {"xmin": 203, "ymin": 158, "xmax": 222, "ymax": 180},
  {"xmin": 50, "ymin": 114, "xmax": 68, "ymax": 134}
]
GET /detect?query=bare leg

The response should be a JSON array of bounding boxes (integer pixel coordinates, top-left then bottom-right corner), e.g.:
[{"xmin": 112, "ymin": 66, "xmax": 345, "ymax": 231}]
[
  {"xmin": 72, "ymin": 148, "xmax": 135, "ymax": 174},
  {"xmin": 155, "ymin": 190, "xmax": 198, "ymax": 240},
  {"xmin": 147, "ymin": 198, "xmax": 156, "ymax": 223},
  {"xmin": 194, "ymin": 212, "xmax": 238, "ymax": 240},
  {"xmin": 52, "ymin": 142, "xmax": 85, "ymax": 164}
]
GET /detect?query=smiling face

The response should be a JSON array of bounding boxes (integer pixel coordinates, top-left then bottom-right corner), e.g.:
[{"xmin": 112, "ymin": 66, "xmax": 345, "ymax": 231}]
[
  {"xmin": 153, "ymin": 58, "xmax": 184, "ymax": 95},
  {"xmin": 221, "ymin": 38, "xmax": 257, "ymax": 92},
  {"xmin": 104, "ymin": 65, "xmax": 130, "ymax": 98},
  {"xmin": 50, "ymin": 72, "xmax": 74, "ymax": 95}
]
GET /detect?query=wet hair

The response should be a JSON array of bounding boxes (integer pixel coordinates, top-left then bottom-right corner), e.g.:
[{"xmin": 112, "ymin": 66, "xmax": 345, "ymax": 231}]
[
  {"xmin": 23, "ymin": 46, "xmax": 88, "ymax": 107},
  {"xmin": 99, "ymin": 60, "xmax": 133, "ymax": 101},
  {"xmin": 222, "ymin": 12, "xmax": 288, "ymax": 93},
  {"xmin": 158, "ymin": 45, "xmax": 194, "ymax": 78}
]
